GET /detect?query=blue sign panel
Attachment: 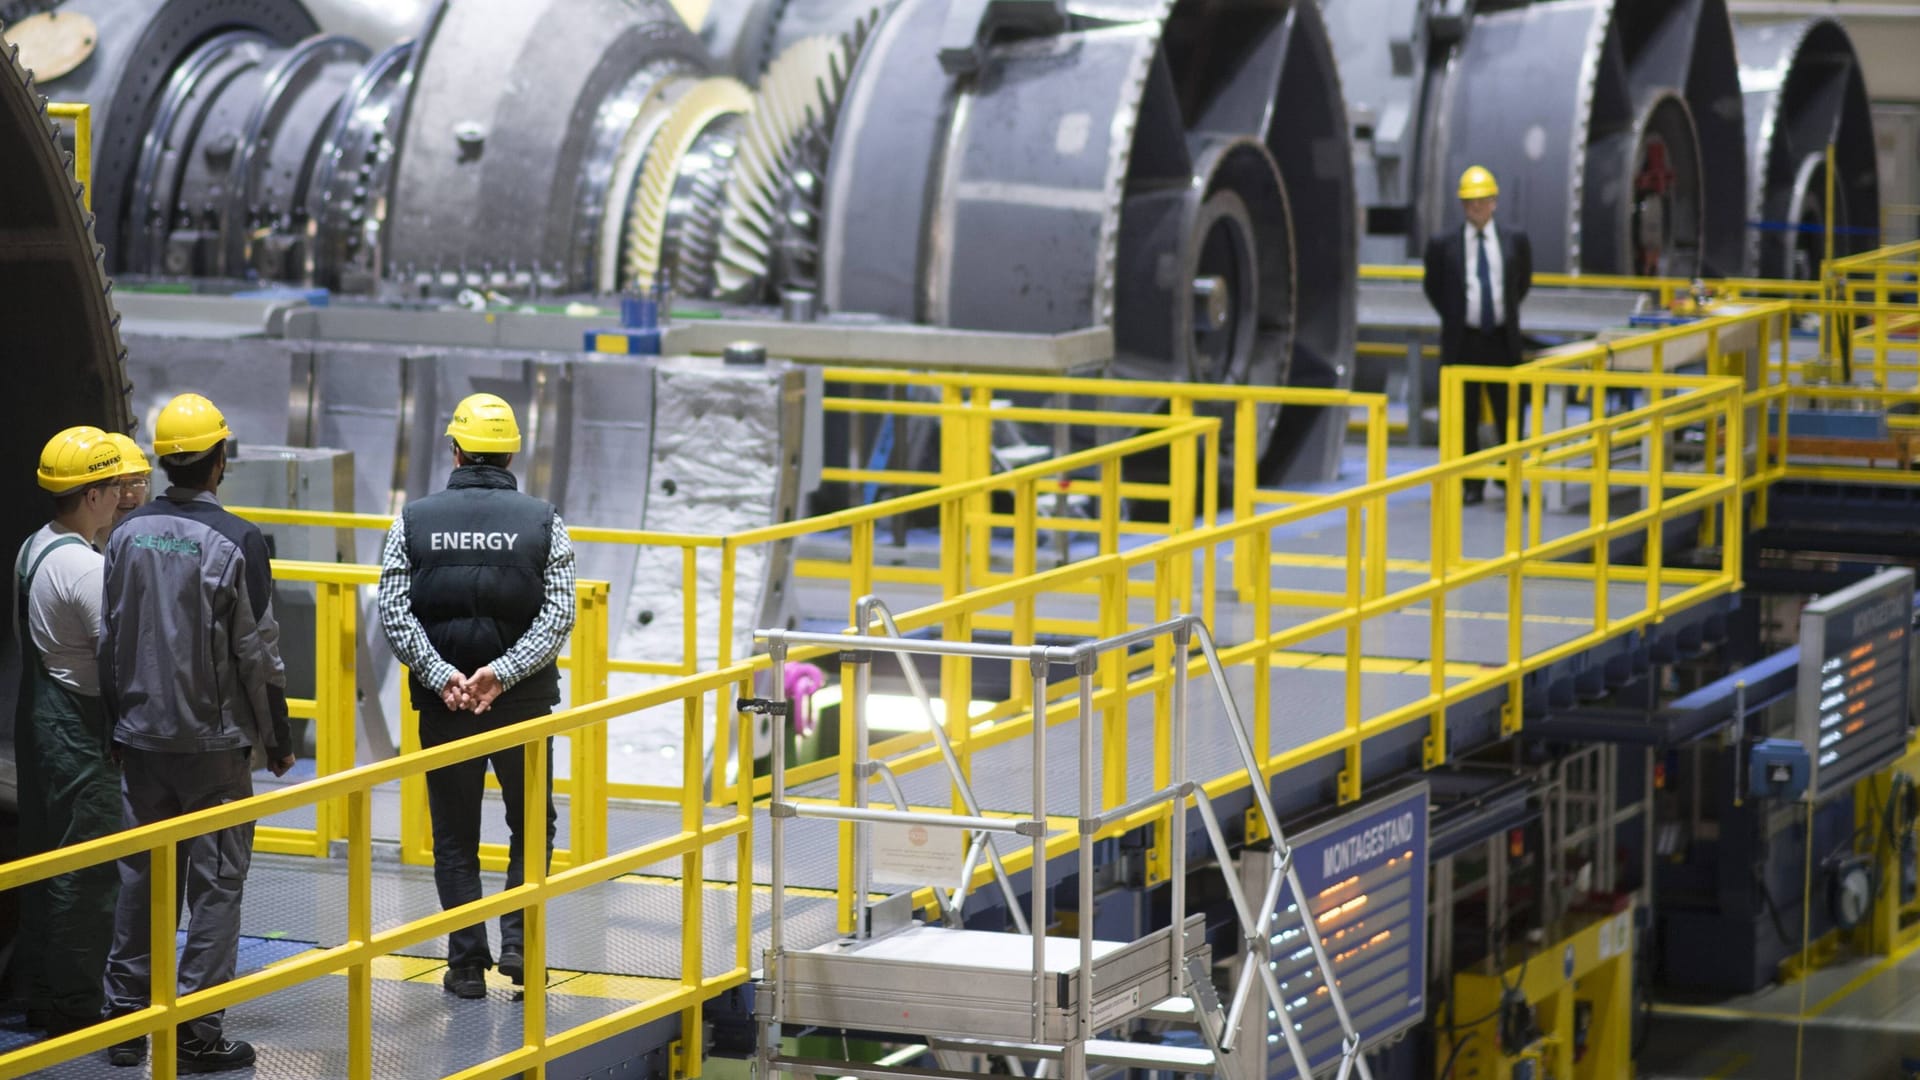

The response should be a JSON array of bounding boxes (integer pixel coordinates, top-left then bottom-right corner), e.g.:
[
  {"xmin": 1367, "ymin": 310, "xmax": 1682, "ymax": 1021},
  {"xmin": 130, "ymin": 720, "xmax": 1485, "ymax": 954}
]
[{"xmin": 1266, "ymin": 783, "xmax": 1428, "ymax": 1079}]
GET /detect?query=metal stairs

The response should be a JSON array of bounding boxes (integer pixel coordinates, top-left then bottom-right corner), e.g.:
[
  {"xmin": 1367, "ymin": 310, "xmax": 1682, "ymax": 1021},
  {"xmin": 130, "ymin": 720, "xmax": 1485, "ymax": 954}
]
[{"xmin": 747, "ymin": 604, "xmax": 1376, "ymax": 1079}]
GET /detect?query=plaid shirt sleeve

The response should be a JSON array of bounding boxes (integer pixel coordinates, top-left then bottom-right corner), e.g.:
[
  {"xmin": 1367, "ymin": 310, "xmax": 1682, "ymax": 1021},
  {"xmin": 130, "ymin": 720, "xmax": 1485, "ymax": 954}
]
[
  {"xmin": 489, "ymin": 512, "xmax": 576, "ymax": 691},
  {"xmin": 376, "ymin": 515, "xmax": 460, "ymax": 695}
]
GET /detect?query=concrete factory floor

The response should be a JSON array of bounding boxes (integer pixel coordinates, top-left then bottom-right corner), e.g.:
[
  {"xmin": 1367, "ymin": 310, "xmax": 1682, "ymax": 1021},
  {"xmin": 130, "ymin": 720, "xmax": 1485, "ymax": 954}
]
[{"xmin": 1643, "ymin": 944, "xmax": 1920, "ymax": 1079}]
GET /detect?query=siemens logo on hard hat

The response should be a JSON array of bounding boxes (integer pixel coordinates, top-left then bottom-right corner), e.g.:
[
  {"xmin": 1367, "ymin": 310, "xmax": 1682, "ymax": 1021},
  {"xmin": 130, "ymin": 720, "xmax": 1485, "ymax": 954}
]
[
  {"xmin": 1321, "ymin": 812, "xmax": 1417, "ymax": 878},
  {"xmin": 429, "ymin": 532, "xmax": 520, "ymax": 552}
]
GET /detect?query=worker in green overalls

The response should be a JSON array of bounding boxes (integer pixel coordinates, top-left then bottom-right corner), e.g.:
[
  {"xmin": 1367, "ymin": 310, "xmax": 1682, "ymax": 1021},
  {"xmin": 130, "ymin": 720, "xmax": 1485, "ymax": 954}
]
[{"xmin": 14, "ymin": 425, "xmax": 128, "ymax": 1034}]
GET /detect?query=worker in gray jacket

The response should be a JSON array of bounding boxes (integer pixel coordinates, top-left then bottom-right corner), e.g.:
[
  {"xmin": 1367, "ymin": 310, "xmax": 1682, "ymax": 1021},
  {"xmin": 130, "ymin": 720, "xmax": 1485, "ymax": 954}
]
[{"xmin": 97, "ymin": 394, "xmax": 294, "ymax": 1073}]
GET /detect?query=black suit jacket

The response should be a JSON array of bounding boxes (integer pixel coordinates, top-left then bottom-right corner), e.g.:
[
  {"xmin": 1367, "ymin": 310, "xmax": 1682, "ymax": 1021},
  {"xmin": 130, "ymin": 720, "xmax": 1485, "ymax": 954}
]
[{"xmin": 1423, "ymin": 224, "xmax": 1532, "ymax": 365}]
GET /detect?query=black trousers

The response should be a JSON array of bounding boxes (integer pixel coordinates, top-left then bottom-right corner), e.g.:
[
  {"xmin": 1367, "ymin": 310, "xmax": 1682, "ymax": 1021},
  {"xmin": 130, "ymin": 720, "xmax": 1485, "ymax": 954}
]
[
  {"xmin": 417, "ymin": 702, "xmax": 558, "ymax": 971},
  {"xmin": 1455, "ymin": 326, "xmax": 1524, "ymax": 488}
]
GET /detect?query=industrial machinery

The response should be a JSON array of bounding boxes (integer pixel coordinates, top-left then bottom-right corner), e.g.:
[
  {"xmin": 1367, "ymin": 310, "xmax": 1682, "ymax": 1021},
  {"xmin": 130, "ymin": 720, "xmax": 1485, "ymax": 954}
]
[
  {"xmin": 1324, "ymin": 0, "xmax": 1748, "ymax": 277},
  {"xmin": 1734, "ymin": 17, "xmax": 1880, "ymax": 278},
  {"xmin": 8, "ymin": 0, "xmax": 1362, "ymax": 480},
  {"xmin": 1323, "ymin": 0, "xmax": 1877, "ymax": 280},
  {"xmin": 0, "ymin": 20, "xmax": 129, "ymax": 812}
]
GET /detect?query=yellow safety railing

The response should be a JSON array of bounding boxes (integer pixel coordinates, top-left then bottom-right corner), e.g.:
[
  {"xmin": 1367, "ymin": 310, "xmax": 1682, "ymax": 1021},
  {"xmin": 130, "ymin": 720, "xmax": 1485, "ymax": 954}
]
[
  {"xmin": 47, "ymin": 102, "xmax": 91, "ymax": 211},
  {"xmin": 249, "ymin": 564, "xmax": 612, "ymax": 873},
  {"xmin": 235, "ymin": 377, "xmax": 1392, "ymax": 811},
  {"xmin": 1359, "ymin": 262, "xmax": 1825, "ymax": 307},
  {"xmin": 0, "ymin": 650, "xmax": 757, "ymax": 1080},
  {"xmin": 16, "ymin": 279, "xmax": 1920, "ymax": 1075}
]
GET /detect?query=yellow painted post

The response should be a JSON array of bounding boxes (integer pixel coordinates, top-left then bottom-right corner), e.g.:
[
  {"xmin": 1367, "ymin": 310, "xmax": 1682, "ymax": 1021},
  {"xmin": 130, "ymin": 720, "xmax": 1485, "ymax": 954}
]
[
  {"xmin": 1234, "ymin": 398, "xmax": 1256, "ymax": 598},
  {"xmin": 1201, "ymin": 422, "xmax": 1219, "ymax": 634},
  {"xmin": 1646, "ymin": 408, "xmax": 1667, "ymax": 620},
  {"xmin": 1169, "ymin": 400, "xmax": 1197, "ymax": 619},
  {"xmin": 1724, "ymin": 393, "xmax": 1744, "ymax": 591},
  {"xmin": 716, "ymin": 539, "xmax": 737, "ymax": 804},
  {"xmin": 291, "ymin": 581, "xmax": 358, "ymax": 856},
  {"xmin": 1011, "ymin": 484, "xmax": 1036, "ymax": 709},
  {"xmin": 1876, "ymin": 278, "xmax": 1890, "ymax": 389},
  {"xmin": 1504, "ymin": 433, "xmax": 1524, "ymax": 737},
  {"xmin": 347, "ymin": 788, "xmax": 373, "ymax": 1080},
  {"xmin": 735, "ymin": 674, "xmax": 753, "ymax": 976},
  {"xmin": 1100, "ymin": 563, "xmax": 1128, "ymax": 809},
  {"xmin": 939, "ymin": 489, "xmax": 973, "ymax": 787},
  {"xmin": 1592, "ymin": 426, "xmax": 1613, "ymax": 633},
  {"xmin": 850, "ymin": 519, "xmax": 876, "ymax": 632},
  {"xmin": 1367, "ymin": 398, "xmax": 1389, "ymax": 600},
  {"xmin": 1149, "ymin": 553, "xmax": 1174, "ymax": 883},
  {"xmin": 569, "ymin": 582, "xmax": 610, "ymax": 864},
  {"xmin": 968, "ymin": 387, "xmax": 994, "ymax": 588},
  {"xmin": 1440, "ymin": 369, "xmax": 1464, "ymax": 571},
  {"xmin": 1427, "ymin": 475, "xmax": 1449, "ymax": 769},
  {"xmin": 1341, "ymin": 503, "xmax": 1363, "ymax": 803},
  {"xmin": 1252, "ymin": 529, "xmax": 1273, "ymax": 771},
  {"xmin": 47, "ymin": 103, "xmax": 91, "ymax": 210},
  {"xmin": 681, "ymin": 693, "xmax": 707, "ymax": 986},
  {"xmin": 150, "ymin": 839, "xmax": 179, "ymax": 1080},
  {"xmin": 1099, "ymin": 460, "xmax": 1122, "ymax": 560},
  {"xmin": 399, "ymin": 678, "xmax": 432, "ymax": 866},
  {"xmin": 522, "ymin": 734, "xmax": 549, "ymax": 1080}
]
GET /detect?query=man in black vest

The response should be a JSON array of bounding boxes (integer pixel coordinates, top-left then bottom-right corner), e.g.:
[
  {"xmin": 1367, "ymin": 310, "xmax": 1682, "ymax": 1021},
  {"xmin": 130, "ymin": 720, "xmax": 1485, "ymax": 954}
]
[
  {"xmin": 376, "ymin": 393, "xmax": 576, "ymax": 999},
  {"xmin": 1424, "ymin": 165, "xmax": 1533, "ymax": 503}
]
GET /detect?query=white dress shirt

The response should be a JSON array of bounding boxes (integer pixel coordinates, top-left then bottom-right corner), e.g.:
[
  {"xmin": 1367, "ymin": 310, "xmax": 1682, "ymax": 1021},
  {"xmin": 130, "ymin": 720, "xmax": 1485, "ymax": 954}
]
[{"xmin": 1463, "ymin": 219, "xmax": 1505, "ymax": 329}]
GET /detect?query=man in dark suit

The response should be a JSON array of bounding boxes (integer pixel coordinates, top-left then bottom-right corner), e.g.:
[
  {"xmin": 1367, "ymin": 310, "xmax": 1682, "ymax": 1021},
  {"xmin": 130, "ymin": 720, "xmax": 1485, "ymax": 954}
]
[{"xmin": 1424, "ymin": 165, "xmax": 1533, "ymax": 503}]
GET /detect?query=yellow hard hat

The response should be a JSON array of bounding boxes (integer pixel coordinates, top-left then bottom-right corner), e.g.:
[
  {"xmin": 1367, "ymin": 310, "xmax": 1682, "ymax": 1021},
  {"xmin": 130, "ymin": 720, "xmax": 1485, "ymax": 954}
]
[
  {"xmin": 446, "ymin": 393, "xmax": 521, "ymax": 454},
  {"xmin": 37, "ymin": 425, "xmax": 123, "ymax": 494},
  {"xmin": 1458, "ymin": 165, "xmax": 1499, "ymax": 200},
  {"xmin": 152, "ymin": 393, "xmax": 232, "ymax": 459},
  {"xmin": 106, "ymin": 432, "xmax": 151, "ymax": 476}
]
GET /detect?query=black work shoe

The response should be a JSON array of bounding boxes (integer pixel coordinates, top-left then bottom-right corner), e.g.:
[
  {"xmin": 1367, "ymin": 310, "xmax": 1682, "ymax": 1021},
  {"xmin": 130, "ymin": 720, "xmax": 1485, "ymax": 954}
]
[
  {"xmin": 497, "ymin": 947, "xmax": 525, "ymax": 986},
  {"xmin": 443, "ymin": 965, "xmax": 487, "ymax": 999},
  {"xmin": 178, "ymin": 1036, "xmax": 255, "ymax": 1074},
  {"xmin": 1461, "ymin": 485, "xmax": 1486, "ymax": 505},
  {"xmin": 106, "ymin": 1035, "xmax": 145, "ymax": 1067}
]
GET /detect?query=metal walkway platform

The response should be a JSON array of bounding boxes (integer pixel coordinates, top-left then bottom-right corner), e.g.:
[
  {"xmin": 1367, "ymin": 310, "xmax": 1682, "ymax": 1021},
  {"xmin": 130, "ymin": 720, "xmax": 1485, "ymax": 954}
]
[{"xmin": 0, "ymin": 458, "xmax": 1733, "ymax": 1078}]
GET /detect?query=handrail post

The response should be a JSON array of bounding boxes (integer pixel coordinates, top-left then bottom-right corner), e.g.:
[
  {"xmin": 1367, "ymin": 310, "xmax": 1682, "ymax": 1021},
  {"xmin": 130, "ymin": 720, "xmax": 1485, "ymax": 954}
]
[
  {"xmin": 569, "ymin": 582, "xmax": 610, "ymax": 863},
  {"xmin": 399, "ymin": 679, "xmax": 432, "ymax": 865},
  {"xmin": 521, "ymin": 732, "xmax": 548, "ymax": 1079},
  {"xmin": 1367, "ymin": 397, "xmax": 1390, "ymax": 600},
  {"xmin": 150, "ymin": 840, "xmax": 179, "ymax": 1080},
  {"xmin": 1012, "ymin": 483, "xmax": 1038, "ymax": 709},
  {"xmin": 715, "ymin": 538, "xmax": 736, "ymax": 804},
  {"xmin": 1341, "ymin": 503, "xmax": 1363, "ymax": 803},
  {"xmin": 1646, "ymin": 409, "xmax": 1667, "ymax": 618},
  {"xmin": 1427, "ymin": 471, "xmax": 1450, "ymax": 770},
  {"xmin": 314, "ymin": 580, "xmax": 356, "ymax": 854},
  {"xmin": 1234, "ymin": 398, "xmax": 1256, "ymax": 600},
  {"xmin": 1504, "ymin": 421, "xmax": 1524, "ymax": 737},
  {"xmin": 347, "ymin": 787, "xmax": 373, "ymax": 1080}
]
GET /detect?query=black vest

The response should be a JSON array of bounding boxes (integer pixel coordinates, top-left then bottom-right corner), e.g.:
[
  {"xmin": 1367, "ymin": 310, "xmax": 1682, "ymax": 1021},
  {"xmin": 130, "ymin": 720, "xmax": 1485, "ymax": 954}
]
[{"xmin": 404, "ymin": 465, "xmax": 559, "ymax": 710}]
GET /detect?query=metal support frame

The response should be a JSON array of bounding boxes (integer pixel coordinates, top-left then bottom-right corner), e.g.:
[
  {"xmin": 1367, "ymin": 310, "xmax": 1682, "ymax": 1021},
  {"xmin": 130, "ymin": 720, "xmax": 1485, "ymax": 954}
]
[{"xmin": 748, "ymin": 612, "xmax": 1373, "ymax": 1079}]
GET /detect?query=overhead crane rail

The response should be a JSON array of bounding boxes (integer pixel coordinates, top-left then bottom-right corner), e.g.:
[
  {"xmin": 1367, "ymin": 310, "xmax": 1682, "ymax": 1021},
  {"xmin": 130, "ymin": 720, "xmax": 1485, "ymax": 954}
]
[{"xmin": 6, "ymin": 286, "xmax": 1920, "ymax": 1077}]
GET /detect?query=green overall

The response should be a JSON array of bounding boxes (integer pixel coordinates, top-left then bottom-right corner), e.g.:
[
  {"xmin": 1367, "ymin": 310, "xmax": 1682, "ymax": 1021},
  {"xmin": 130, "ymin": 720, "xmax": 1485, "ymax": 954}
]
[{"xmin": 13, "ymin": 534, "xmax": 120, "ymax": 1026}]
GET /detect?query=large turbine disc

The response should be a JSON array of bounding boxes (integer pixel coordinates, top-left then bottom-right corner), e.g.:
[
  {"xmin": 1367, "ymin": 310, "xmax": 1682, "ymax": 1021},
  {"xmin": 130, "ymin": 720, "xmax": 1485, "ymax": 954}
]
[
  {"xmin": 1426, "ymin": 0, "xmax": 1747, "ymax": 277},
  {"xmin": 1736, "ymin": 17, "xmax": 1879, "ymax": 279},
  {"xmin": 0, "ymin": 20, "xmax": 132, "ymax": 724}
]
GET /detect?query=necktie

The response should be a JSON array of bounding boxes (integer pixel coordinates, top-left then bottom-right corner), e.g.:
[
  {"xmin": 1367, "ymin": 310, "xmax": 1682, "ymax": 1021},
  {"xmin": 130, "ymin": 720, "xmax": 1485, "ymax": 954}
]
[{"xmin": 1476, "ymin": 230, "xmax": 1496, "ymax": 331}]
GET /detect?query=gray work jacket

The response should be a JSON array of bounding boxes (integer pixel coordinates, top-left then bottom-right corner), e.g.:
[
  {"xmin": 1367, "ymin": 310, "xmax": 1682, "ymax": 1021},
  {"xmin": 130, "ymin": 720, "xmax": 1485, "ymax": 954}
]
[{"xmin": 100, "ymin": 487, "xmax": 291, "ymax": 761}]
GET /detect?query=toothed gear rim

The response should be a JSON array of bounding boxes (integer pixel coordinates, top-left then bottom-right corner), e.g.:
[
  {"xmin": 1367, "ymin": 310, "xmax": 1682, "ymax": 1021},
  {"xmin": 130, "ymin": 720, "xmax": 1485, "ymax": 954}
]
[
  {"xmin": 714, "ymin": 22, "xmax": 867, "ymax": 302},
  {"xmin": 622, "ymin": 76, "xmax": 751, "ymax": 293},
  {"xmin": 0, "ymin": 20, "xmax": 132, "ymax": 579}
]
